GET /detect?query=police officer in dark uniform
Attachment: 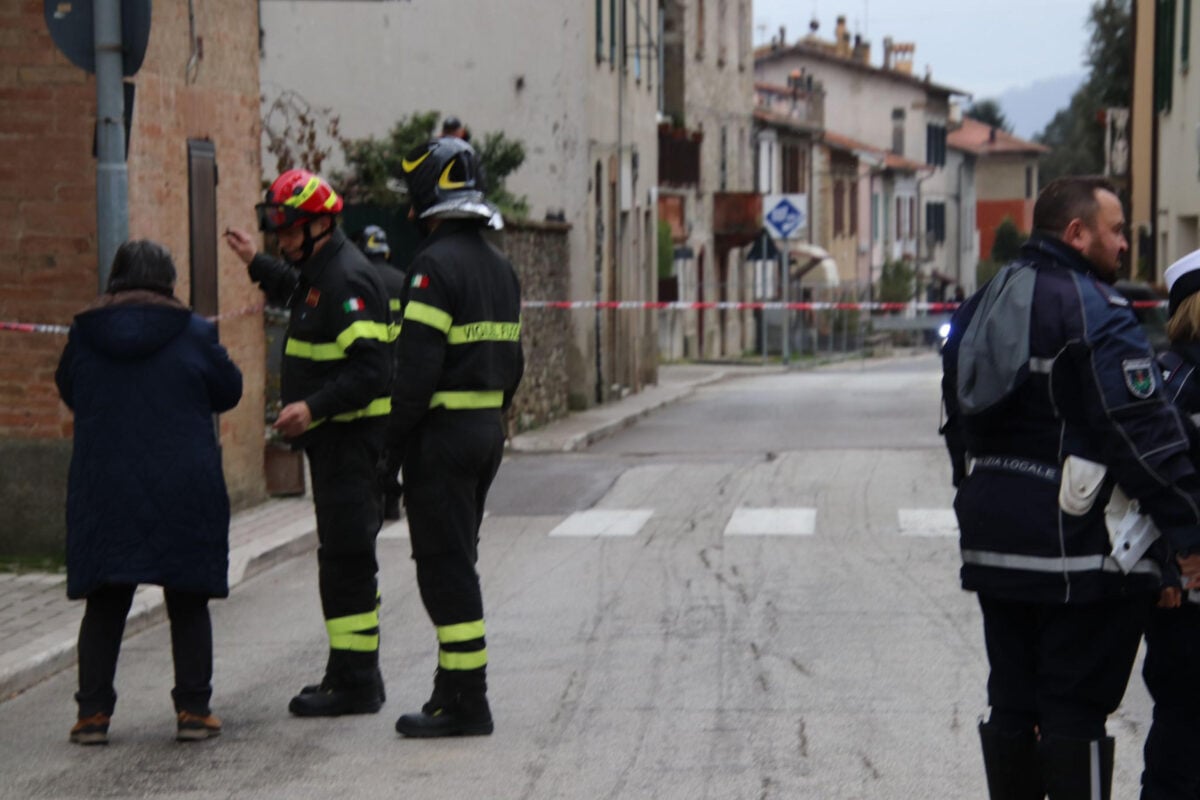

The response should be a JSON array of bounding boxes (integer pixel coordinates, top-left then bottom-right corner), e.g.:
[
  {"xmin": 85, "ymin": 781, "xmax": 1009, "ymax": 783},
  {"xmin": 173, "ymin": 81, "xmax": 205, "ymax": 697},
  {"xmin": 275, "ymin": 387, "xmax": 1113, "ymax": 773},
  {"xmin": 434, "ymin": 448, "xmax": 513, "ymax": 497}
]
[
  {"xmin": 224, "ymin": 169, "xmax": 392, "ymax": 717},
  {"xmin": 380, "ymin": 137, "xmax": 522, "ymax": 738},
  {"xmin": 942, "ymin": 176, "xmax": 1200, "ymax": 799},
  {"xmin": 357, "ymin": 224, "xmax": 406, "ymax": 521},
  {"xmin": 1140, "ymin": 250, "xmax": 1200, "ymax": 799}
]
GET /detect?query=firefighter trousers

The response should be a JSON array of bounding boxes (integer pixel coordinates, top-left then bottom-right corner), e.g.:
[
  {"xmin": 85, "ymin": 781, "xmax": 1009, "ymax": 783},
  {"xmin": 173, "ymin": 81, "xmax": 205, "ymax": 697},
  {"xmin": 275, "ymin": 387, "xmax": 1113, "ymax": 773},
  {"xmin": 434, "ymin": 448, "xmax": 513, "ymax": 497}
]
[
  {"xmin": 403, "ymin": 410, "xmax": 505, "ymax": 679},
  {"xmin": 306, "ymin": 419, "xmax": 384, "ymax": 687}
]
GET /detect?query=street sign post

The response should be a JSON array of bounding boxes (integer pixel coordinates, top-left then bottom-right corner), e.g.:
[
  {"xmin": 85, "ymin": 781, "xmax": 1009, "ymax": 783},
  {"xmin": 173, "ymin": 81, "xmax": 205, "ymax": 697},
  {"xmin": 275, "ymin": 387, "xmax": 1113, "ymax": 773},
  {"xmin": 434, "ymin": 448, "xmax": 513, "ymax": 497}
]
[
  {"xmin": 762, "ymin": 194, "xmax": 807, "ymax": 367},
  {"xmin": 45, "ymin": 0, "xmax": 152, "ymax": 290}
]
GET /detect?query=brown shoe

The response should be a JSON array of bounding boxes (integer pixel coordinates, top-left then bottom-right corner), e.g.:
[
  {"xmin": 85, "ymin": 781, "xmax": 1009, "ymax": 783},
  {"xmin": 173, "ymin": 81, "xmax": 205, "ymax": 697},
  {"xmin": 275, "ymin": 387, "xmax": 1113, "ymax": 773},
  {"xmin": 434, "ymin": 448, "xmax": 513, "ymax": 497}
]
[
  {"xmin": 69, "ymin": 713, "xmax": 111, "ymax": 745},
  {"xmin": 176, "ymin": 711, "xmax": 221, "ymax": 742}
]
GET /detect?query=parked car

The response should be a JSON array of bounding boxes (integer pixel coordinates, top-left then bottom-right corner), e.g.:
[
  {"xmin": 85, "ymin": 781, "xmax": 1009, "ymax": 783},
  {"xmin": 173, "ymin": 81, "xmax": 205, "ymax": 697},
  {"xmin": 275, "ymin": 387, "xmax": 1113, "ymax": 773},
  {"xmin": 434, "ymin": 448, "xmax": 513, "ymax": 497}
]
[{"xmin": 1114, "ymin": 280, "xmax": 1169, "ymax": 353}]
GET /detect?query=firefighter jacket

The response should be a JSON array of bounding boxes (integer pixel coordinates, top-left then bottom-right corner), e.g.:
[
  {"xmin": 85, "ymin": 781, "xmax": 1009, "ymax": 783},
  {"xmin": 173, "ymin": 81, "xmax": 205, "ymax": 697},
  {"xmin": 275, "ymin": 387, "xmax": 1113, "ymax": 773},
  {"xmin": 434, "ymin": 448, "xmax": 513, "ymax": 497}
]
[
  {"xmin": 248, "ymin": 228, "xmax": 392, "ymax": 444},
  {"xmin": 941, "ymin": 232, "xmax": 1200, "ymax": 604},
  {"xmin": 385, "ymin": 219, "xmax": 524, "ymax": 449},
  {"xmin": 368, "ymin": 254, "xmax": 407, "ymax": 320}
]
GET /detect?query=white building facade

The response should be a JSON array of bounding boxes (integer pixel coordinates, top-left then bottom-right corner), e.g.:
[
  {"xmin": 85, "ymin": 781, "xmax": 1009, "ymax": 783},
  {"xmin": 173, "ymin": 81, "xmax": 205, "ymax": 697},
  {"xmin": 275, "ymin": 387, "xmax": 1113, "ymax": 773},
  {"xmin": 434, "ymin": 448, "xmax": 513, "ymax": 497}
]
[{"xmin": 259, "ymin": 0, "xmax": 661, "ymax": 406}]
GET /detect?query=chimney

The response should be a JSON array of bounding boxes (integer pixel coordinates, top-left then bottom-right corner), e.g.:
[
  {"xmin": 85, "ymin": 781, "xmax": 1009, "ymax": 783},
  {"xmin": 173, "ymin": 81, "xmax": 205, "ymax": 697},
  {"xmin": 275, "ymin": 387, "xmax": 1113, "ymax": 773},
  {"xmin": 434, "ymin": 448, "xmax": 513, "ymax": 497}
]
[
  {"xmin": 835, "ymin": 15, "xmax": 850, "ymax": 57},
  {"xmin": 883, "ymin": 36, "xmax": 894, "ymax": 70},
  {"xmin": 779, "ymin": 25, "xmax": 786, "ymax": 46},
  {"xmin": 988, "ymin": 127, "xmax": 997, "ymax": 144},
  {"xmin": 888, "ymin": 42, "xmax": 915, "ymax": 74},
  {"xmin": 853, "ymin": 33, "xmax": 871, "ymax": 65}
]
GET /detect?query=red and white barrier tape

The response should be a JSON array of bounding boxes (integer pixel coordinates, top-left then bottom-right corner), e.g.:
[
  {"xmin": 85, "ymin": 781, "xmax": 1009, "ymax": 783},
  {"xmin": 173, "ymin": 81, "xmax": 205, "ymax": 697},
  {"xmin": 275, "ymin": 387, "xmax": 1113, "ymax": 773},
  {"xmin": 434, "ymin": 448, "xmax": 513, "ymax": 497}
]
[
  {"xmin": 0, "ymin": 299, "xmax": 1167, "ymax": 335},
  {"xmin": 0, "ymin": 302, "xmax": 266, "ymax": 336}
]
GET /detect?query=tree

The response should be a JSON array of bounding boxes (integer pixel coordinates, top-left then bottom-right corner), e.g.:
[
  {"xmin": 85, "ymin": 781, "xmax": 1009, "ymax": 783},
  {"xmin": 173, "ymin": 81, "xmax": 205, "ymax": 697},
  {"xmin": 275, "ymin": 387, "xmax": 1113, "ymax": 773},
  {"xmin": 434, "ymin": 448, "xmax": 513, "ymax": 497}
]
[
  {"xmin": 990, "ymin": 217, "xmax": 1026, "ymax": 263},
  {"xmin": 878, "ymin": 260, "xmax": 915, "ymax": 303},
  {"xmin": 335, "ymin": 112, "xmax": 529, "ymax": 218},
  {"xmin": 1035, "ymin": 0, "xmax": 1130, "ymax": 185},
  {"xmin": 965, "ymin": 99, "xmax": 1010, "ymax": 132},
  {"xmin": 262, "ymin": 90, "xmax": 345, "ymax": 177},
  {"xmin": 334, "ymin": 112, "xmax": 441, "ymax": 205}
]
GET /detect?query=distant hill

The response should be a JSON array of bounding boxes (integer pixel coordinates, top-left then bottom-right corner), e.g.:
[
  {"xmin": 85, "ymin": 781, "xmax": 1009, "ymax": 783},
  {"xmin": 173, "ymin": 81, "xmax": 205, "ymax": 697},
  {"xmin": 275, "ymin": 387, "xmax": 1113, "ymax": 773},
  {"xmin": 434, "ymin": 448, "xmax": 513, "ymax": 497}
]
[{"xmin": 994, "ymin": 73, "xmax": 1087, "ymax": 140}]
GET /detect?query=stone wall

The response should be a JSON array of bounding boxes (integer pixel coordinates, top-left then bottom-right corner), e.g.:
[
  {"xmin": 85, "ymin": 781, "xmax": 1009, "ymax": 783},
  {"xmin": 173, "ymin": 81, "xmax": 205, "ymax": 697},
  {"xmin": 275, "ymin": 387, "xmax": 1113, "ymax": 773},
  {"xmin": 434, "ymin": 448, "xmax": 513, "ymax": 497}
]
[{"xmin": 497, "ymin": 220, "xmax": 571, "ymax": 433}]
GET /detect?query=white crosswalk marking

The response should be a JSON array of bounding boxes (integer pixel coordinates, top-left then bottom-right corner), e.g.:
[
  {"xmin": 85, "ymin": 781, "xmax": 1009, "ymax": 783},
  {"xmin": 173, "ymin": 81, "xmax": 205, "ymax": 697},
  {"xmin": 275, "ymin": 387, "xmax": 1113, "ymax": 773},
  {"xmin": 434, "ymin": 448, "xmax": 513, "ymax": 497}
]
[
  {"xmin": 548, "ymin": 509, "xmax": 654, "ymax": 538},
  {"xmin": 897, "ymin": 509, "xmax": 959, "ymax": 536},
  {"xmin": 724, "ymin": 507, "xmax": 816, "ymax": 536}
]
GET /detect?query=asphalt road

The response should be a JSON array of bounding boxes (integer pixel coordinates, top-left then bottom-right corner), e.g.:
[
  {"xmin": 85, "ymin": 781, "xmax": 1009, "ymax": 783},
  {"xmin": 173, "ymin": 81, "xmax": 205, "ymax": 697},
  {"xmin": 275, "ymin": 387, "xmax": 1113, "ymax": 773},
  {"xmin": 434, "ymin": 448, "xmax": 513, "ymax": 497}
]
[{"xmin": 0, "ymin": 353, "xmax": 1155, "ymax": 799}]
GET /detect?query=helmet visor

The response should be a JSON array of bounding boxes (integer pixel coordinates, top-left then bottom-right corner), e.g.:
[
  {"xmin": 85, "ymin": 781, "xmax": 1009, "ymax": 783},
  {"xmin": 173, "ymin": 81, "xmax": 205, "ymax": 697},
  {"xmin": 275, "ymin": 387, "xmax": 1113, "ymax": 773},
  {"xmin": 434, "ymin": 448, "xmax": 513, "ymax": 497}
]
[{"xmin": 255, "ymin": 202, "xmax": 314, "ymax": 233}]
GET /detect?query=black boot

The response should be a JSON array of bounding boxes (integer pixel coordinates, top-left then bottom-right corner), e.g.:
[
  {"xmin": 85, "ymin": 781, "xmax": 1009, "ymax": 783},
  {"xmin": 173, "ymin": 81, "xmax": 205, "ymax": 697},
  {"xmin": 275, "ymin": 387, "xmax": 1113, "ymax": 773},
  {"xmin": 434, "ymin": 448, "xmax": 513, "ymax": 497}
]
[
  {"xmin": 1038, "ymin": 735, "xmax": 1114, "ymax": 800},
  {"xmin": 290, "ymin": 652, "xmax": 384, "ymax": 717},
  {"xmin": 395, "ymin": 668, "xmax": 493, "ymax": 738},
  {"xmin": 298, "ymin": 667, "xmax": 386, "ymax": 704},
  {"xmin": 289, "ymin": 680, "xmax": 384, "ymax": 717},
  {"xmin": 978, "ymin": 721, "xmax": 1044, "ymax": 799}
]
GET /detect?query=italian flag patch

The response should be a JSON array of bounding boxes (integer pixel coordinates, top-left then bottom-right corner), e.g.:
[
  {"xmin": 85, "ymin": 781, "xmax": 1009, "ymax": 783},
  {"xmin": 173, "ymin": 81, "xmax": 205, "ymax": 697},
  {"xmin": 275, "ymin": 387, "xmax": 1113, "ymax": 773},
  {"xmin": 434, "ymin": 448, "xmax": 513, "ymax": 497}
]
[
  {"xmin": 342, "ymin": 297, "xmax": 365, "ymax": 313},
  {"xmin": 411, "ymin": 273, "xmax": 430, "ymax": 289}
]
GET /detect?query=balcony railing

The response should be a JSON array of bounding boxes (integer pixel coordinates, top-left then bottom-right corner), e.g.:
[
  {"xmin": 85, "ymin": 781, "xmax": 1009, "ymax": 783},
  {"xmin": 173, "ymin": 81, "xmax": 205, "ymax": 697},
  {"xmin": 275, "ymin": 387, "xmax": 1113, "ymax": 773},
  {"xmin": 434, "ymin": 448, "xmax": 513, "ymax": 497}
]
[{"xmin": 754, "ymin": 84, "xmax": 825, "ymax": 129}]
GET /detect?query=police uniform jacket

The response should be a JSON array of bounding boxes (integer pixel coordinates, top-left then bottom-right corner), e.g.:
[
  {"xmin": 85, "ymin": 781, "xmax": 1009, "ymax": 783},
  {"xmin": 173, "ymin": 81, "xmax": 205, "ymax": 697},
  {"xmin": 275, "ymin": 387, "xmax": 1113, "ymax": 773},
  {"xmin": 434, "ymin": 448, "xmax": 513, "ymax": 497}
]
[
  {"xmin": 385, "ymin": 219, "xmax": 523, "ymax": 448},
  {"xmin": 248, "ymin": 228, "xmax": 392, "ymax": 444},
  {"xmin": 942, "ymin": 232, "xmax": 1200, "ymax": 604}
]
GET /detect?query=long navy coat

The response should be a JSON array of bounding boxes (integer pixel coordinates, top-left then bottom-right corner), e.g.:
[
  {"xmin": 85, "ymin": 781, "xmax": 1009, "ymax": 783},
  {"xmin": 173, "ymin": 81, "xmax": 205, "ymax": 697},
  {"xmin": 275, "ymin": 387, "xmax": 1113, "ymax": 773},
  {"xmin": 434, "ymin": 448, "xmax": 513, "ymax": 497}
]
[{"xmin": 55, "ymin": 290, "xmax": 243, "ymax": 599}]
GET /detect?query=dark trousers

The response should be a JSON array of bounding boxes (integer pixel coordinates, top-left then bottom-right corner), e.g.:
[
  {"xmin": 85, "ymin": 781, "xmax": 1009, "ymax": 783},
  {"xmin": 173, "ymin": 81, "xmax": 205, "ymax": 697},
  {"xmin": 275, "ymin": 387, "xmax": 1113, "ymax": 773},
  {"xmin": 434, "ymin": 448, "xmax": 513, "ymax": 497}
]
[
  {"xmin": 306, "ymin": 420, "xmax": 384, "ymax": 686},
  {"xmin": 403, "ymin": 411, "xmax": 505, "ymax": 676},
  {"xmin": 76, "ymin": 584, "xmax": 212, "ymax": 717},
  {"xmin": 978, "ymin": 593, "xmax": 1150, "ymax": 740},
  {"xmin": 1142, "ymin": 603, "xmax": 1200, "ymax": 799}
]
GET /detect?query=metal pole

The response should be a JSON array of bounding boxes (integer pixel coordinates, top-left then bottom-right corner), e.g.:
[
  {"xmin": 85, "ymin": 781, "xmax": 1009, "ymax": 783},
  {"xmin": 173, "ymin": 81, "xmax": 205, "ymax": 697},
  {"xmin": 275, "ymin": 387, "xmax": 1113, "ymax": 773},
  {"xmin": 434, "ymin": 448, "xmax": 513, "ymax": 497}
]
[
  {"xmin": 94, "ymin": 0, "xmax": 128, "ymax": 292},
  {"xmin": 781, "ymin": 245, "xmax": 790, "ymax": 366}
]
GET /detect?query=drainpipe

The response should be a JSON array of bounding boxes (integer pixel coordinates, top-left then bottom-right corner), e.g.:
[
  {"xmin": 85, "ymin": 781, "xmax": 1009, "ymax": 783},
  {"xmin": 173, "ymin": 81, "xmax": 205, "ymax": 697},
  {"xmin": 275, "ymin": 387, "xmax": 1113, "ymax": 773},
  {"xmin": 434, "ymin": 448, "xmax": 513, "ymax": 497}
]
[{"xmin": 94, "ymin": 0, "xmax": 129, "ymax": 291}]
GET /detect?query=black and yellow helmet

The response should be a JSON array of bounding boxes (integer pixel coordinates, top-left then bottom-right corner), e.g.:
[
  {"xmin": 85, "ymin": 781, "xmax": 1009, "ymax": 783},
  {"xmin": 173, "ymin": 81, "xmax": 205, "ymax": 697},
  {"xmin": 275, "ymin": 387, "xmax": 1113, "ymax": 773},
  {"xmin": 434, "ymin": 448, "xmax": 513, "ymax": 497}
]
[{"xmin": 400, "ymin": 137, "xmax": 500, "ymax": 226}]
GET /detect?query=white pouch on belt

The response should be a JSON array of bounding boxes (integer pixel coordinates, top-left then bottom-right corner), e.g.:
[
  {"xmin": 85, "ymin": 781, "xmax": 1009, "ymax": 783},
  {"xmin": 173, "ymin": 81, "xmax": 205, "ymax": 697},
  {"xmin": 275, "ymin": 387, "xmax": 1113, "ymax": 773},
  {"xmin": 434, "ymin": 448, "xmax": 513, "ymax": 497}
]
[
  {"xmin": 1059, "ymin": 456, "xmax": 1107, "ymax": 516},
  {"xmin": 1105, "ymin": 485, "xmax": 1162, "ymax": 574}
]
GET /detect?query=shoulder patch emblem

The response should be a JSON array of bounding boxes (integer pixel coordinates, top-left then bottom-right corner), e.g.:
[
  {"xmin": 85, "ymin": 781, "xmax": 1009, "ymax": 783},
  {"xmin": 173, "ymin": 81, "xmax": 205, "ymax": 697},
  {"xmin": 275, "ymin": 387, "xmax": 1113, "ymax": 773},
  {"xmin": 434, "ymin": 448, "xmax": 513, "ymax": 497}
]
[
  {"xmin": 411, "ymin": 273, "xmax": 429, "ymax": 289},
  {"xmin": 342, "ymin": 297, "xmax": 364, "ymax": 313},
  {"xmin": 1122, "ymin": 358, "xmax": 1155, "ymax": 399},
  {"xmin": 305, "ymin": 288, "xmax": 321, "ymax": 307}
]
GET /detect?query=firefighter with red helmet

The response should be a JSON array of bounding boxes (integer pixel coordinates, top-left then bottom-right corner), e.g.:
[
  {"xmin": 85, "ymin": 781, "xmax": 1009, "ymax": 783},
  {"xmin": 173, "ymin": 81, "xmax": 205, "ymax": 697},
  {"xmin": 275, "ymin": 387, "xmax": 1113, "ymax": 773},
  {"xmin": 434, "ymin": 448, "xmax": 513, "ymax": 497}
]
[
  {"xmin": 380, "ymin": 137, "xmax": 522, "ymax": 737},
  {"xmin": 225, "ymin": 169, "xmax": 391, "ymax": 717}
]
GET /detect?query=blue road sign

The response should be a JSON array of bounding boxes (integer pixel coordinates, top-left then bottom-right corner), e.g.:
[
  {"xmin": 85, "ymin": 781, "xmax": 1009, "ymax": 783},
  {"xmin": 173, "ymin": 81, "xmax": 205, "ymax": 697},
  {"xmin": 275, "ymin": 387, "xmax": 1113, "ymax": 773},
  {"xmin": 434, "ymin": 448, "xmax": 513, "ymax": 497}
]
[{"xmin": 764, "ymin": 194, "xmax": 807, "ymax": 240}]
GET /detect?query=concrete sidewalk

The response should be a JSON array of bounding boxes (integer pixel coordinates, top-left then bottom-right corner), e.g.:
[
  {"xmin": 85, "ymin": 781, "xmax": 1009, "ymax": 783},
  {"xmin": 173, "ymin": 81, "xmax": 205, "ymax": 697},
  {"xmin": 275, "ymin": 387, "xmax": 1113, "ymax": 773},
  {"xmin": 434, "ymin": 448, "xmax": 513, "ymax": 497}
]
[{"xmin": 0, "ymin": 361, "xmax": 750, "ymax": 703}]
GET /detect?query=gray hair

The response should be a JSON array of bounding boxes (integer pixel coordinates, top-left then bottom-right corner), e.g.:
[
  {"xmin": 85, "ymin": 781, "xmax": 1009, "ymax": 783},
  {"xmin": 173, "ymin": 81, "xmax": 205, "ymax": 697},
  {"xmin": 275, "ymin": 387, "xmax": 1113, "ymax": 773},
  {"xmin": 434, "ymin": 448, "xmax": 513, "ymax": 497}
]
[{"xmin": 106, "ymin": 239, "xmax": 177, "ymax": 296}]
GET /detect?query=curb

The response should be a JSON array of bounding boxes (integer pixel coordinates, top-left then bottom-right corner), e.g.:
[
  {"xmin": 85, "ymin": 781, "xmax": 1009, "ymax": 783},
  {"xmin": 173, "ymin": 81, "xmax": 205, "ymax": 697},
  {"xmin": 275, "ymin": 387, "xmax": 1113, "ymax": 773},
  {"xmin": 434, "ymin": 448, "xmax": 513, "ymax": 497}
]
[{"xmin": 0, "ymin": 519, "xmax": 317, "ymax": 703}]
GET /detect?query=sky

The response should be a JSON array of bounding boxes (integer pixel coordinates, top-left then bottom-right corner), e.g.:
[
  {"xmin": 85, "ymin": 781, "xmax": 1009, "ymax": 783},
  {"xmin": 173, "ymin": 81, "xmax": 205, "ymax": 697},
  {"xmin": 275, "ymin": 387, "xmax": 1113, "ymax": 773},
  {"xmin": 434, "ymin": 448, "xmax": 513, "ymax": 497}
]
[{"xmin": 752, "ymin": 0, "xmax": 1096, "ymax": 99}]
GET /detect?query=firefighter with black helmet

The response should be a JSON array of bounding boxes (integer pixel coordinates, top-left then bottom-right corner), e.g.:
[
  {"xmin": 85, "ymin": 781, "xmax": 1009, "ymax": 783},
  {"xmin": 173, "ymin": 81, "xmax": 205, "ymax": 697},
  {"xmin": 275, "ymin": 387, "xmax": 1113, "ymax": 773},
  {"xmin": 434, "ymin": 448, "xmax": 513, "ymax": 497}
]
[
  {"xmin": 380, "ymin": 137, "xmax": 522, "ymax": 737},
  {"xmin": 357, "ymin": 224, "xmax": 407, "ymax": 521},
  {"xmin": 224, "ymin": 169, "xmax": 391, "ymax": 717}
]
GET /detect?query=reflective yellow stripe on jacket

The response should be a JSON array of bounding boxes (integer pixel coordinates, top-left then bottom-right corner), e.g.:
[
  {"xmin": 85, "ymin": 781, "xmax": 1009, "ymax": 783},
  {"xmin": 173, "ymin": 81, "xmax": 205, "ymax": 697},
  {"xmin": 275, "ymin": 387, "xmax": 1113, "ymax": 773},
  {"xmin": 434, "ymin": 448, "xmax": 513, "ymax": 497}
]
[
  {"xmin": 284, "ymin": 320, "xmax": 393, "ymax": 361},
  {"xmin": 405, "ymin": 302, "xmax": 521, "ymax": 345},
  {"xmin": 429, "ymin": 391, "xmax": 504, "ymax": 410}
]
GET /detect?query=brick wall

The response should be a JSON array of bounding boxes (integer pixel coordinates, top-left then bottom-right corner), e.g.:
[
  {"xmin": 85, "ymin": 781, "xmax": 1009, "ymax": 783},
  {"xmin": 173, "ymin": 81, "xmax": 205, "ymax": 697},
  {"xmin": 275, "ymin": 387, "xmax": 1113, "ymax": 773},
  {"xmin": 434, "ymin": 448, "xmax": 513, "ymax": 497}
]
[
  {"xmin": 497, "ymin": 220, "xmax": 571, "ymax": 433},
  {"xmin": 0, "ymin": 0, "xmax": 264, "ymax": 556}
]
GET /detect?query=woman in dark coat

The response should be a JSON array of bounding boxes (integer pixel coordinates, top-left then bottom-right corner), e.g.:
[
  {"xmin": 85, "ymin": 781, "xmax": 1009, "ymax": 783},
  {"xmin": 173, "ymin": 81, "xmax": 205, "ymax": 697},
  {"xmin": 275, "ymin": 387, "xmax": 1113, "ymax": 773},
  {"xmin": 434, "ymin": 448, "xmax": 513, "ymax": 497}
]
[{"xmin": 55, "ymin": 240, "xmax": 243, "ymax": 745}]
